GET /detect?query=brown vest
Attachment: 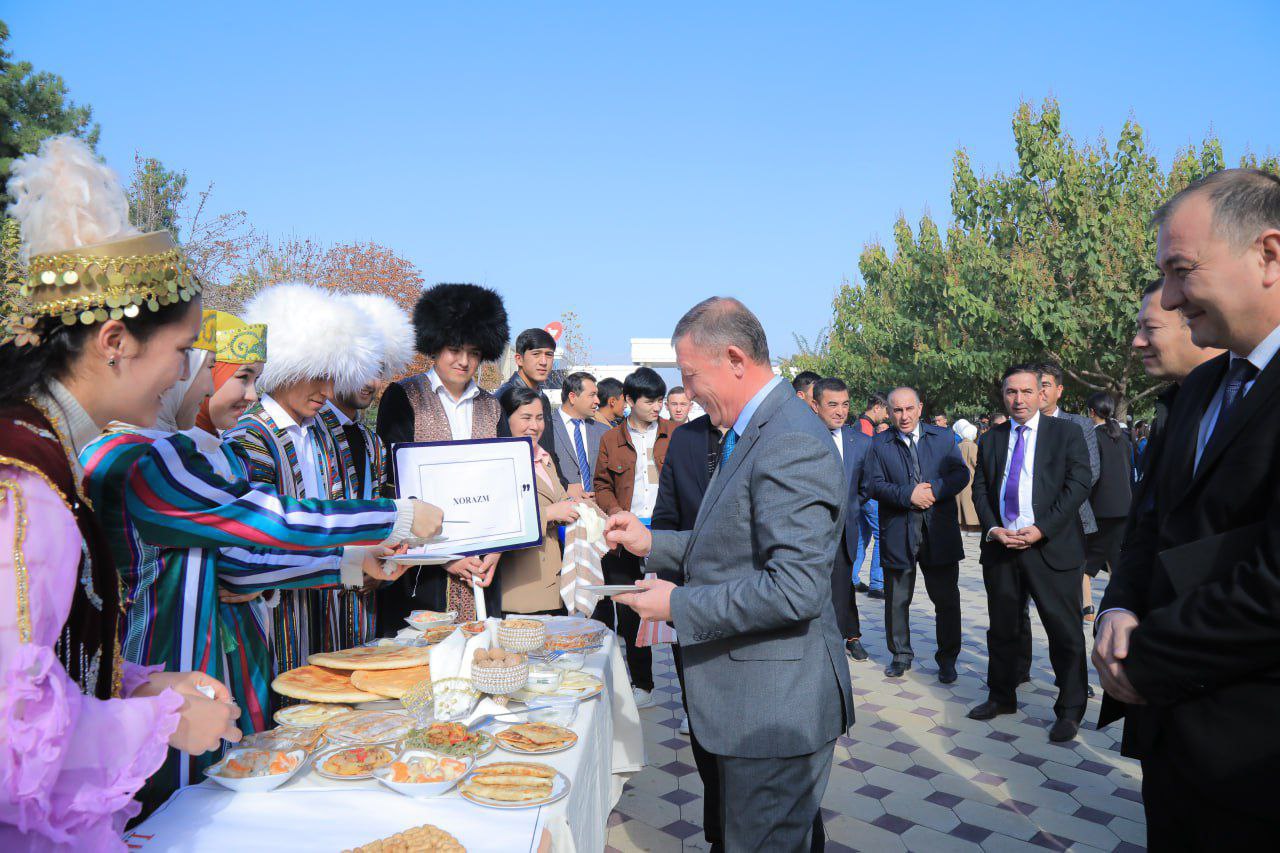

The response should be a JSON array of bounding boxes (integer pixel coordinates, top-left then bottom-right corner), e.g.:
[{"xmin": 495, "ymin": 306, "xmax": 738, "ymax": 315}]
[{"xmin": 398, "ymin": 375, "xmax": 500, "ymax": 441}]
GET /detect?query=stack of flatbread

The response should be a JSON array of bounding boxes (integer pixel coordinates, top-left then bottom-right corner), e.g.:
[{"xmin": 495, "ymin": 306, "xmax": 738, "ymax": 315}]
[
  {"xmin": 459, "ymin": 762, "xmax": 556, "ymax": 803},
  {"xmin": 272, "ymin": 646, "xmax": 432, "ymax": 704},
  {"xmin": 495, "ymin": 722, "xmax": 577, "ymax": 753}
]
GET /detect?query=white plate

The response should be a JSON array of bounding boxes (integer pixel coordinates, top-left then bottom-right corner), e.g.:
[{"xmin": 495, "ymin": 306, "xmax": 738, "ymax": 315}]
[
  {"xmin": 509, "ymin": 673, "xmax": 604, "ymax": 704},
  {"xmin": 580, "ymin": 584, "xmax": 644, "ymax": 595},
  {"xmin": 372, "ymin": 748, "xmax": 473, "ymax": 797},
  {"xmin": 493, "ymin": 727, "xmax": 579, "ymax": 756},
  {"xmin": 405, "ymin": 610, "xmax": 457, "ymax": 630},
  {"xmin": 459, "ymin": 768, "xmax": 571, "ymax": 809},
  {"xmin": 388, "ymin": 554, "xmax": 465, "ymax": 566},
  {"xmin": 204, "ymin": 748, "xmax": 307, "ymax": 792}
]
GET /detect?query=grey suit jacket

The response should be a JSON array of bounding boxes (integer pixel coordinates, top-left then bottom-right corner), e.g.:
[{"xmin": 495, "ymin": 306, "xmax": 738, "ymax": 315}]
[
  {"xmin": 649, "ymin": 381, "xmax": 853, "ymax": 758},
  {"xmin": 550, "ymin": 410, "xmax": 608, "ymax": 486},
  {"xmin": 1052, "ymin": 409, "xmax": 1100, "ymax": 535}
]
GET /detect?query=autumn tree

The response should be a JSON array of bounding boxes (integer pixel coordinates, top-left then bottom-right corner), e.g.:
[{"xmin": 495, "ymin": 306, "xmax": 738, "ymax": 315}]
[{"xmin": 790, "ymin": 99, "xmax": 1279, "ymax": 418}]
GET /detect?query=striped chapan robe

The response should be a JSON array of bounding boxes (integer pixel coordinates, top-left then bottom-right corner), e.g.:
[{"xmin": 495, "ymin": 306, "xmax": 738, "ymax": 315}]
[
  {"xmin": 225, "ymin": 399, "xmax": 366, "ymax": 675},
  {"xmin": 314, "ymin": 403, "xmax": 386, "ymax": 651},
  {"xmin": 121, "ymin": 430, "xmax": 401, "ymax": 800}
]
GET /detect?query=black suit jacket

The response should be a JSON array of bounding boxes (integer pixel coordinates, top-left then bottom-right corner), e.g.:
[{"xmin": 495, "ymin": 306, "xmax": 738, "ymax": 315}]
[
  {"xmin": 651, "ymin": 416, "xmax": 720, "ymax": 584},
  {"xmin": 971, "ymin": 416, "xmax": 1091, "ymax": 570},
  {"xmin": 1097, "ymin": 351, "xmax": 1280, "ymax": 817},
  {"xmin": 836, "ymin": 427, "xmax": 872, "ymax": 564},
  {"xmin": 864, "ymin": 423, "xmax": 970, "ymax": 569}
]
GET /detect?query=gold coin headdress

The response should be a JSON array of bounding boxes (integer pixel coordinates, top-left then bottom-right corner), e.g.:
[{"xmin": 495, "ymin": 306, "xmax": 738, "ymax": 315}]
[{"xmin": 4, "ymin": 136, "xmax": 202, "ymax": 344}]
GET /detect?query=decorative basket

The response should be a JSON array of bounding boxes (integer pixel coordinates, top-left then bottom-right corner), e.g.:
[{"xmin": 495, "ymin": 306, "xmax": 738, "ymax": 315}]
[
  {"xmin": 498, "ymin": 619, "xmax": 547, "ymax": 653},
  {"xmin": 470, "ymin": 659, "xmax": 529, "ymax": 696}
]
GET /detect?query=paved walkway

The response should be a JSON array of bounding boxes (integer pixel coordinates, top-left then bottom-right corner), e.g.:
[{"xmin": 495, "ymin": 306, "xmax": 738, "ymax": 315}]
[{"xmin": 606, "ymin": 535, "xmax": 1145, "ymax": 852}]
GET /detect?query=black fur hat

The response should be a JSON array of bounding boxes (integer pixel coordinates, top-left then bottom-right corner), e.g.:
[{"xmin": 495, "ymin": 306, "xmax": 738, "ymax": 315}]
[{"xmin": 412, "ymin": 283, "xmax": 510, "ymax": 362}]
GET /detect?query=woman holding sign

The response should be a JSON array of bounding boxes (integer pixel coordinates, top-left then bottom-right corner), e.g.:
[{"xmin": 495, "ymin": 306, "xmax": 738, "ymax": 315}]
[{"xmin": 498, "ymin": 386, "xmax": 584, "ymax": 615}]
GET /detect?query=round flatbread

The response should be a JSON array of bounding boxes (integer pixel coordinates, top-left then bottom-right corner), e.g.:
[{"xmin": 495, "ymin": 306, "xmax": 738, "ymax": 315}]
[
  {"xmin": 272, "ymin": 665, "xmax": 382, "ymax": 704},
  {"xmin": 308, "ymin": 645, "xmax": 432, "ymax": 671},
  {"xmin": 349, "ymin": 665, "xmax": 432, "ymax": 699}
]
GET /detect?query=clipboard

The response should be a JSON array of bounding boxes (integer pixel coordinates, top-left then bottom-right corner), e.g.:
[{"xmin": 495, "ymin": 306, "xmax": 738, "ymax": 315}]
[{"xmin": 393, "ymin": 436, "xmax": 543, "ymax": 560}]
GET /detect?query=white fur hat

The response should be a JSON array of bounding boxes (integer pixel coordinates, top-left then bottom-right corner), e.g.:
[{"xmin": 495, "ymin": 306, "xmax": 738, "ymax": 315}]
[
  {"xmin": 244, "ymin": 282, "xmax": 381, "ymax": 395},
  {"xmin": 349, "ymin": 293, "xmax": 415, "ymax": 381}
]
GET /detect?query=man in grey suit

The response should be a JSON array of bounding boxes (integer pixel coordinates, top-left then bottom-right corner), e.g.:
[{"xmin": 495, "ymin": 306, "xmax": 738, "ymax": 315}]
[
  {"xmin": 549, "ymin": 371, "xmax": 608, "ymax": 493},
  {"xmin": 609, "ymin": 297, "xmax": 852, "ymax": 852}
]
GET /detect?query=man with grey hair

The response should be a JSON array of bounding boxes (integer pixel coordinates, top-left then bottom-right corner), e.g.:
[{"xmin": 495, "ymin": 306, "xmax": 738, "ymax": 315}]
[
  {"xmin": 608, "ymin": 297, "xmax": 851, "ymax": 851},
  {"xmin": 864, "ymin": 386, "xmax": 970, "ymax": 682},
  {"xmin": 1094, "ymin": 168, "xmax": 1280, "ymax": 845}
]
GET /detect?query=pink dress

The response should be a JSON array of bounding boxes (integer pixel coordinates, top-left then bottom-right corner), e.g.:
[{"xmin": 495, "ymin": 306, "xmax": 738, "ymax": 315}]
[{"xmin": 1, "ymin": 467, "xmax": 184, "ymax": 851}]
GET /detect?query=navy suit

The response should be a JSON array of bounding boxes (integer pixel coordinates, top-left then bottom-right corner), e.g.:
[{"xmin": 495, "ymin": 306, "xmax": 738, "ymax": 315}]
[
  {"xmin": 831, "ymin": 425, "xmax": 872, "ymax": 640},
  {"xmin": 864, "ymin": 423, "xmax": 971, "ymax": 666}
]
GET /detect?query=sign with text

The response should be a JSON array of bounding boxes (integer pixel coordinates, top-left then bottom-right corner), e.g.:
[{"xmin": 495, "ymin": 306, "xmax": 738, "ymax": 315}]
[{"xmin": 393, "ymin": 437, "xmax": 542, "ymax": 558}]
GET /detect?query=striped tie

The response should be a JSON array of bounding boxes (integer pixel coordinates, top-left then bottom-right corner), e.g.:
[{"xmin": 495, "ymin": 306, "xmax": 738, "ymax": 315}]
[{"xmin": 573, "ymin": 419, "xmax": 592, "ymax": 484}]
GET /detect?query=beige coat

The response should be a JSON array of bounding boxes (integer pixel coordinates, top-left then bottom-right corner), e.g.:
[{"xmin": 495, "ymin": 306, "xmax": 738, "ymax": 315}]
[
  {"xmin": 500, "ymin": 455, "xmax": 567, "ymax": 614},
  {"xmin": 956, "ymin": 438, "xmax": 981, "ymax": 527}
]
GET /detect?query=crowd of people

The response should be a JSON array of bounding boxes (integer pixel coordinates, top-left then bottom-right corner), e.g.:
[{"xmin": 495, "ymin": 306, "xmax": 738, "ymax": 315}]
[{"xmin": 1, "ymin": 133, "xmax": 1277, "ymax": 852}]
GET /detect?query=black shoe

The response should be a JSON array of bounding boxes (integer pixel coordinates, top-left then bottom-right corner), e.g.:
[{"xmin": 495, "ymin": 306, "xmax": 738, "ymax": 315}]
[
  {"xmin": 884, "ymin": 660, "xmax": 910, "ymax": 678},
  {"xmin": 868, "ymin": 589, "xmax": 885, "ymax": 600},
  {"xmin": 846, "ymin": 639, "xmax": 868, "ymax": 661},
  {"xmin": 854, "ymin": 582, "xmax": 869, "ymax": 593},
  {"xmin": 1049, "ymin": 718, "xmax": 1080, "ymax": 742},
  {"xmin": 1087, "ymin": 684, "xmax": 1095, "ymax": 698},
  {"xmin": 967, "ymin": 700, "xmax": 1017, "ymax": 721},
  {"xmin": 938, "ymin": 662, "xmax": 958, "ymax": 684}
]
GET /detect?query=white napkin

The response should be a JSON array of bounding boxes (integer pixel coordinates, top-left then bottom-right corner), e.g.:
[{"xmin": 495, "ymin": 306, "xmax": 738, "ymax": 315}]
[{"xmin": 428, "ymin": 628, "xmax": 468, "ymax": 684}]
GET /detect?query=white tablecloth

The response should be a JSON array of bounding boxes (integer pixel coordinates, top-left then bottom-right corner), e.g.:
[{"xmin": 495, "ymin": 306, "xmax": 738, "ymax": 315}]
[{"xmin": 126, "ymin": 634, "xmax": 645, "ymax": 852}]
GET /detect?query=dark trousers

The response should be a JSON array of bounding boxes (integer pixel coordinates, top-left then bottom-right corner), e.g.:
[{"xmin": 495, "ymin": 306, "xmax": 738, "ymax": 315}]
[
  {"xmin": 1142, "ymin": 743, "xmax": 1278, "ymax": 850},
  {"xmin": 591, "ymin": 550, "xmax": 653, "ymax": 691},
  {"xmin": 982, "ymin": 548, "xmax": 1087, "ymax": 721},
  {"xmin": 832, "ymin": 548, "xmax": 861, "ymax": 639},
  {"xmin": 883, "ymin": 559, "xmax": 961, "ymax": 666},
  {"xmin": 671, "ymin": 644, "xmax": 723, "ymax": 849},
  {"xmin": 717, "ymin": 739, "xmax": 835, "ymax": 852}
]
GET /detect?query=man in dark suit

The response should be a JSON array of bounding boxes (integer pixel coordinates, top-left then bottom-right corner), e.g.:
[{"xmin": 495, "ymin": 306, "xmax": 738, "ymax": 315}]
[
  {"xmin": 548, "ymin": 371, "xmax": 608, "ymax": 493},
  {"xmin": 969, "ymin": 363, "xmax": 1092, "ymax": 742},
  {"xmin": 651, "ymin": 412, "xmax": 725, "ymax": 850},
  {"xmin": 808, "ymin": 377, "xmax": 872, "ymax": 660},
  {"xmin": 1094, "ymin": 169, "xmax": 1280, "ymax": 845},
  {"xmin": 864, "ymin": 386, "xmax": 970, "ymax": 681}
]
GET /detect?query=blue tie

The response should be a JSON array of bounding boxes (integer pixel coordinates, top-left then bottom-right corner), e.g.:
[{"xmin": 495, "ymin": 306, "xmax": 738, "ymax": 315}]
[
  {"xmin": 1219, "ymin": 358, "xmax": 1260, "ymax": 425},
  {"xmin": 573, "ymin": 420, "xmax": 592, "ymax": 484},
  {"xmin": 720, "ymin": 428, "xmax": 737, "ymax": 467}
]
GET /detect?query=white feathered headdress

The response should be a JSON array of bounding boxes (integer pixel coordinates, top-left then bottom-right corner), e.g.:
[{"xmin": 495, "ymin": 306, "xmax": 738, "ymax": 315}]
[
  {"xmin": 244, "ymin": 283, "xmax": 381, "ymax": 395},
  {"xmin": 8, "ymin": 135, "xmax": 139, "ymax": 259},
  {"xmin": 348, "ymin": 293, "xmax": 415, "ymax": 381}
]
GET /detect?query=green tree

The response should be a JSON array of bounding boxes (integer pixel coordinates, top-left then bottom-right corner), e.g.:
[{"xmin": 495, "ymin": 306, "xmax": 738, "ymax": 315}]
[
  {"xmin": 0, "ymin": 21, "xmax": 100, "ymax": 207},
  {"xmin": 795, "ymin": 99, "xmax": 1278, "ymax": 419},
  {"xmin": 129, "ymin": 154, "xmax": 188, "ymax": 238}
]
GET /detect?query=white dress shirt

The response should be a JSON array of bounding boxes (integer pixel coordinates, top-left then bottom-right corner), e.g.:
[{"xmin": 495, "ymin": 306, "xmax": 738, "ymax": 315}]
[
  {"xmin": 628, "ymin": 419, "xmax": 661, "ymax": 517},
  {"xmin": 831, "ymin": 428, "xmax": 844, "ymax": 460},
  {"xmin": 261, "ymin": 395, "xmax": 325, "ymax": 498},
  {"xmin": 895, "ymin": 423, "xmax": 922, "ymax": 453},
  {"xmin": 1194, "ymin": 321, "xmax": 1280, "ymax": 470},
  {"xmin": 997, "ymin": 411, "xmax": 1040, "ymax": 530},
  {"xmin": 427, "ymin": 368, "xmax": 480, "ymax": 440}
]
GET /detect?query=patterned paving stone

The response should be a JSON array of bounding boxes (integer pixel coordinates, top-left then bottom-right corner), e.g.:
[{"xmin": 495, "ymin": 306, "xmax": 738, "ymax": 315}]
[{"xmin": 606, "ymin": 538, "xmax": 1145, "ymax": 851}]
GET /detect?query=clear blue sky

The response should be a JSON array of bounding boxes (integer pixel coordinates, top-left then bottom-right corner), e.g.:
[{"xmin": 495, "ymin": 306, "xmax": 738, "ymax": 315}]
[{"xmin": 8, "ymin": 2, "xmax": 1278, "ymax": 363}]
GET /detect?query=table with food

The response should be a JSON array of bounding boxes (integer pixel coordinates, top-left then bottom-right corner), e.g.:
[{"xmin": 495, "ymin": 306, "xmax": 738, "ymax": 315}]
[{"xmin": 125, "ymin": 615, "xmax": 646, "ymax": 852}]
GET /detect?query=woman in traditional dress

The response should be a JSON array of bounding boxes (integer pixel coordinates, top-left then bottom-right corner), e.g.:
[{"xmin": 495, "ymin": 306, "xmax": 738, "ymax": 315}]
[
  {"xmin": 953, "ymin": 418, "xmax": 982, "ymax": 532},
  {"xmin": 0, "ymin": 136, "xmax": 240, "ymax": 850},
  {"xmin": 498, "ymin": 386, "xmax": 582, "ymax": 615}
]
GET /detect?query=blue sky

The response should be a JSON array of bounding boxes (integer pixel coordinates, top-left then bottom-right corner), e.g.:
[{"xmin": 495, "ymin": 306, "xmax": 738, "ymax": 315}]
[{"xmin": 8, "ymin": 2, "xmax": 1278, "ymax": 363}]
